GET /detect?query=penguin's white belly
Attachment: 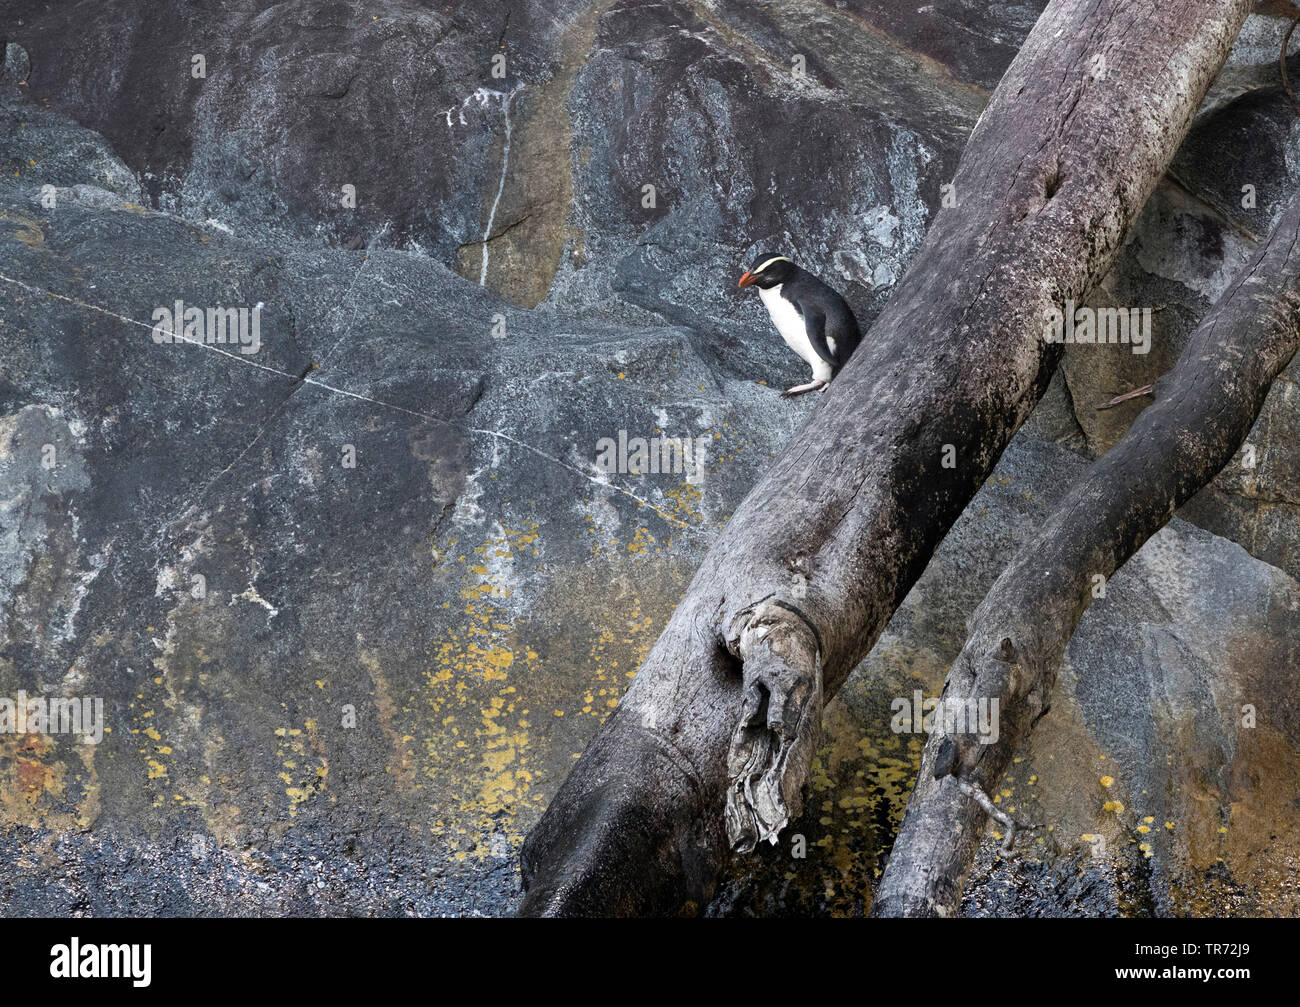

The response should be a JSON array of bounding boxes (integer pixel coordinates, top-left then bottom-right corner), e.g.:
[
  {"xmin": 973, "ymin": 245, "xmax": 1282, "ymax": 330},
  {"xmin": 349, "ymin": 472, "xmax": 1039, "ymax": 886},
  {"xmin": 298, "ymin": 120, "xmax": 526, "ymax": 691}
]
[{"xmin": 759, "ymin": 284, "xmax": 833, "ymax": 381}]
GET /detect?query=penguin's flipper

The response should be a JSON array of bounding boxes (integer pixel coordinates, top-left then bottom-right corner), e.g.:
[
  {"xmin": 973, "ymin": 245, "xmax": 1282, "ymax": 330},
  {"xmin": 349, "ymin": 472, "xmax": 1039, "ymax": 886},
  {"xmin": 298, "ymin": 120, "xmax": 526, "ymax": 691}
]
[{"xmin": 793, "ymin": 300, "xmax": 837, "ymax": 368}]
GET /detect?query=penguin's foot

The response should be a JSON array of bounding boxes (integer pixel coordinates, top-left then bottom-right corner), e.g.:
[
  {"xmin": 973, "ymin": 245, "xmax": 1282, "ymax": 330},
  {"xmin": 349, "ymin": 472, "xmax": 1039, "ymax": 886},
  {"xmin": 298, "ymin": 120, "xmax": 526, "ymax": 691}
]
[
  {"xmin": 723, "ymin": 599, "xmax": 824, "ymax": 852},
  {"xmin": 780, "ymin": 380, "xmax": 828, "ymax": 398}
]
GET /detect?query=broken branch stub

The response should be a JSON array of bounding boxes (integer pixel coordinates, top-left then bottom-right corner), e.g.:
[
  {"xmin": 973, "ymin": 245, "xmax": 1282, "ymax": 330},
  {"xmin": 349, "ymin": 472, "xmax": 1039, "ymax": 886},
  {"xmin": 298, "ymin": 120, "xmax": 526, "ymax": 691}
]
[{"xmin": 724, "ymin": 599, "xmax": 824, "ymax": 852}]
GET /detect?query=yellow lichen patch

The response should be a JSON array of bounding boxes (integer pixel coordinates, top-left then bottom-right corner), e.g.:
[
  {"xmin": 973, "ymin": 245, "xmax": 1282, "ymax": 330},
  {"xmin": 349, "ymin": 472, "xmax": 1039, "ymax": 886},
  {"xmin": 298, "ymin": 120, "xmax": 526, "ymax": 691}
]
[
  {"xmin": 662, "ymin": 482, "xmax": 703, "ymax": 524},
  {"xmin": 273, "ymin": 723, "xmax": 329, "ymax": 818},
  {"xmin": 414, "ymin": 525, "xmax": 554, "ymax": 860},
  {"xmin": 625, "ymin": 526, "xmax": 657, "ymax": 555},
  {"xmin": 475, "ymin": 644, "xmax": 515, "ymax": 680},
  {"xmin": 418, "ymin": 518, "xmax": 674, "ymax": 865},
  {"xmin": 470, "ymin": 691, "xmax": 534, "ymax": 850}
]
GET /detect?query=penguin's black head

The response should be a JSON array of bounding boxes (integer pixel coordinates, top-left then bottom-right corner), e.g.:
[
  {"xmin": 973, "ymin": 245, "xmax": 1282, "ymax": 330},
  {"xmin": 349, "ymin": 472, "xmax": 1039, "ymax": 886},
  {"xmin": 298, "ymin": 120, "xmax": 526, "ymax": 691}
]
[{"xmin": 738, "ymin": 254, "xmax": 795, "ymax": 290}]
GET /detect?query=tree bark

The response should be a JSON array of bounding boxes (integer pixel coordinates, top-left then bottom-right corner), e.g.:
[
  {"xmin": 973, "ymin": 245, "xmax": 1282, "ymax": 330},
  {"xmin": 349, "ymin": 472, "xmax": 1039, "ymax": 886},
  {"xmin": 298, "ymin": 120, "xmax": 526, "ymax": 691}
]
[
  {"xmin": 870, "ymin": 187, "xmax": 1300, "ymax": 919},
  {"xmin": 518, "ymin": 0, "xmax": 1253, "ymax": 916}
]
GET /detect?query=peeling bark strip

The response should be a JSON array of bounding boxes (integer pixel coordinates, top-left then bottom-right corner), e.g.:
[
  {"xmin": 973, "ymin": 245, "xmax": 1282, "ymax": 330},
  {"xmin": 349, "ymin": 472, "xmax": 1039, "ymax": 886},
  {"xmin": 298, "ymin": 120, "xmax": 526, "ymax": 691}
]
[
  {"xmin": 723, "ymin": 599, "xmax": 824, "ymax": 849},
  {"xmin": 518, "ymin": 0, "xmax": 1251, "ymax": 916},
  {"xmin": 871, "ymin": 189, "xmax": 1300, "ymax": 919}
]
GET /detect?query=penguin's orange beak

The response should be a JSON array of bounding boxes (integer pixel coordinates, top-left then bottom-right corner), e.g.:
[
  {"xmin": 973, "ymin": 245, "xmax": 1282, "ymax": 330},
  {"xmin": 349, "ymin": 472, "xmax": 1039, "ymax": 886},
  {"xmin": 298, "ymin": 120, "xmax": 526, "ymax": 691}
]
[{"xmin": 737, "ymin": 270, "xmax": 755, "ymax": 288}]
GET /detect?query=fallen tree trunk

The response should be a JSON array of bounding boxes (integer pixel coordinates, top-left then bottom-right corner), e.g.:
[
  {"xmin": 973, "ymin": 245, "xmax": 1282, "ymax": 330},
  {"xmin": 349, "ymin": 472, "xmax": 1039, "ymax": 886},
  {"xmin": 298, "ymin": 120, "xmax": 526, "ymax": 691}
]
[
  {"xmin": 518, "ymin": 0, "xmax": 1252, "ymax": 916},
  {"xmin": 870, "ymin": 186, "xmax": 1300, "ymax": 919}
]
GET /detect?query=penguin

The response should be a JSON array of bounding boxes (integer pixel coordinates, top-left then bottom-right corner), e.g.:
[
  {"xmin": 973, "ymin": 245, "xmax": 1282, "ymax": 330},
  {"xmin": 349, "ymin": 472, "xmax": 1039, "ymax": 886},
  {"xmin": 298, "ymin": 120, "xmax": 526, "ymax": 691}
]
[{"xmin": 738, "ymin": 254, "xmax": 862, "ymax": 397}]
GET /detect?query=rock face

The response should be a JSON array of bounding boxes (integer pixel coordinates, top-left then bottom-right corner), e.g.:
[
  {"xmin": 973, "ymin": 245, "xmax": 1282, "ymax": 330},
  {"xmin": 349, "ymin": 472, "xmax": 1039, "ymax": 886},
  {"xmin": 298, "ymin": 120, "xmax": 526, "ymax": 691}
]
[{"xmin": 2, "ymin": 1, "xmax": 1300, "ymax": 915}]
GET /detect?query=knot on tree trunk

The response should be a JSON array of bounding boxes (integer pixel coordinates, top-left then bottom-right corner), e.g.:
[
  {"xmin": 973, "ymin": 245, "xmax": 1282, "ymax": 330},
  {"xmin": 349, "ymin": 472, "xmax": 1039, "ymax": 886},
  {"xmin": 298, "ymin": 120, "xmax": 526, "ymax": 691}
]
[
  {"xmin": 723, "ymin": 598, "xmax": 823, "ymax": 853},
  {"xmin": 932, "ymin": 634, "xmax": 1022, "ymax": 781}
]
